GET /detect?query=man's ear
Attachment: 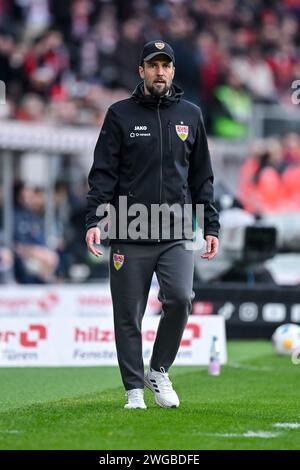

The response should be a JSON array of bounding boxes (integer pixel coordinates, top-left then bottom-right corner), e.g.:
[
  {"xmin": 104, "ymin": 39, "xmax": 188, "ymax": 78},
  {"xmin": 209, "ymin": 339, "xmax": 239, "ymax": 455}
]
[
  {"xmin": 139, "ymin": 65, "xmax": 145, "ymax": 79},
  {"xmin": 172, "ymin": 66, "xmax": 175, "ymax": 79}
]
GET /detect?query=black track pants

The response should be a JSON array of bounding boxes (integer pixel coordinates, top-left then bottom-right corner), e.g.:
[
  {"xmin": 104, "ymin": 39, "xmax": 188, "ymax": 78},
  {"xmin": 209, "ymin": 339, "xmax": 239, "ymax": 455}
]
[{"xmin": 109, "ymin": 240, "xmax": 195, "ymax": 390}]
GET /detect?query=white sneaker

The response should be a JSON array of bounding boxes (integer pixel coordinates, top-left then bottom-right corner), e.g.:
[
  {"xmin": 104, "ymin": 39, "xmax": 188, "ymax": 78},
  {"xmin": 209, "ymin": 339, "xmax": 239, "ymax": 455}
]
[
  {"xmin": 124, "ymin": 388, "xmax": 147, "ymax": 409},
  {"xmin": 144, "ymin": 368, "xmax": 180, "ymax": 408}
]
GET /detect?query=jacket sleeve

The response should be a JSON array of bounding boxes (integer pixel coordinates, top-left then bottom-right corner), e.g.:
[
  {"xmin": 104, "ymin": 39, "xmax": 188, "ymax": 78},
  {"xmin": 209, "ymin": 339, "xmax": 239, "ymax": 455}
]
[
  {"xmin": 86, "ymin": 107, "xmax": 121, "ymax": 231},
  {"xmin": 188, "ymin": 112, "xmax": 220, "ymax": 238}
]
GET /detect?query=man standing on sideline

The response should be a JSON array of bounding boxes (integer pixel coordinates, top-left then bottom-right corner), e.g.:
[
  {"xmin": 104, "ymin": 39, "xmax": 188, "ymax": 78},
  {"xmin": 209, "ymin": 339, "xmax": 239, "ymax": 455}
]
[{"xmin": 85, "ymin": 41, "xmax": 220, "ymax": 409}]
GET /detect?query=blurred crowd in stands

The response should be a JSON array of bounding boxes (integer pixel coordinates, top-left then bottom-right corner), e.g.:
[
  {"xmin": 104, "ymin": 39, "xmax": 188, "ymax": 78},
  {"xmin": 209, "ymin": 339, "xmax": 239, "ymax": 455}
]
[
  {"xmin": 239, "ymin": 132, "xmax": 300, "ymax": 213},
  {"xmin": 1, "ymin": 171, "xmax": 100, "ymax": 284},
  {"xmin": 1, "ymin": 0, "xmax": 300, "ymax": 284},
  {"xmin": 1, "ymin": 0, "xmax": 300, "ymax": 135}
]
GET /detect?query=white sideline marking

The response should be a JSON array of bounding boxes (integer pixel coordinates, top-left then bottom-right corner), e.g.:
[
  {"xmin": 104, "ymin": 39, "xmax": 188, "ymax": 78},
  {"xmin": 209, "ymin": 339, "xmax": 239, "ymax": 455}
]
[
  {"xmin": 273, "ymin": 423, "xmax": 300, "ymax": 429},
  {"xmin": 204, "ymin": 431, "xmax": 280, "ymax": 439},
  {"xmin": 0, "ymin": 430, "xmax": 23, "ymax": 434},
  {"xmin": 228, "ymin": 362, "xmax": 274, "ymax": 372}
]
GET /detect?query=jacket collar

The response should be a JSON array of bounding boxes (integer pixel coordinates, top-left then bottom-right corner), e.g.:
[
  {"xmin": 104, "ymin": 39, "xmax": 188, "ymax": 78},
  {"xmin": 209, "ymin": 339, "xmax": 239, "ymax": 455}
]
[{"xmin": 132, "ymin": 81, "xmax": 184, "ymax": 108}]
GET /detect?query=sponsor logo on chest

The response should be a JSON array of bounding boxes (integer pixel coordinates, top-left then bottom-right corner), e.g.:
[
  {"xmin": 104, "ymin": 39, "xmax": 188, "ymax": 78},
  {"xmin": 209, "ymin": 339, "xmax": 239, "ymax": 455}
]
[{"xmin": 130, "ymin": 125, "xmax": 151, "ymax": 138}]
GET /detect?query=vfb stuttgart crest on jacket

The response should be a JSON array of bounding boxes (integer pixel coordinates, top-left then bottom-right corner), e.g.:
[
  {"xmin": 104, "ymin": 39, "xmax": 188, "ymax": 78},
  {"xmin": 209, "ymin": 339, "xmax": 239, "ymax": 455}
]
[
  {"xmin": 113, "ymin": 253, "xmax": 125, "ymax": 270},
  {"xmin": 175, "ymin": 125, "xmax": 189, "ymax": 141}
]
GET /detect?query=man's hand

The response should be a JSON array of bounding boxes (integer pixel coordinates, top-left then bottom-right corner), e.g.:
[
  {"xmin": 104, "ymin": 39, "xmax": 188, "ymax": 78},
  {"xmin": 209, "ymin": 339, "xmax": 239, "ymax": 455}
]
[
  {"xmin": 85, "ymin": 227, "xmax": 103, "ymax": 257},
  {"xmin": 201, "ymin": 235, "xmax": 219, "ymax": 260}
]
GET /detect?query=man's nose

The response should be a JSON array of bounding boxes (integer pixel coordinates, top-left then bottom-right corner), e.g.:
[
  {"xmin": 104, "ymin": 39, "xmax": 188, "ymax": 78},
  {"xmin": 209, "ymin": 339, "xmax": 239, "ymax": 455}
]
[{"xmin": 156, "ymin": 65, "xmax": 165, "ymax": 75}]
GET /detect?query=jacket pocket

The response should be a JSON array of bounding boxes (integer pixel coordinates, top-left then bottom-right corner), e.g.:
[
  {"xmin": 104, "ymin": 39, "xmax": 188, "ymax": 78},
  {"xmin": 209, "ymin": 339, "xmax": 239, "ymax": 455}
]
[{"xmin": 168, "ymin": 121, "xmax": 172, "ymax": 153}]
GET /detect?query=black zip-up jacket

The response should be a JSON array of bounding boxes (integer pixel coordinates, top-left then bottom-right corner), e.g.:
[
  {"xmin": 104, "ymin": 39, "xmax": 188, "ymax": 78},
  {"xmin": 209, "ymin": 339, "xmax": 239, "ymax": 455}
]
[{"xmin": 86, "ymin": 82, "xmax": 220, "ymax": 242}]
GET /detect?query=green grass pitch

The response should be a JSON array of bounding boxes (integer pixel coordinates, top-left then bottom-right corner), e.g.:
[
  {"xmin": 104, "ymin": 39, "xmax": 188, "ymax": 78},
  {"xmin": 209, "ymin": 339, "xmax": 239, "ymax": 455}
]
[{"xmin": 0, "ymin": 340, "xmax": 300, "ymax": 450}]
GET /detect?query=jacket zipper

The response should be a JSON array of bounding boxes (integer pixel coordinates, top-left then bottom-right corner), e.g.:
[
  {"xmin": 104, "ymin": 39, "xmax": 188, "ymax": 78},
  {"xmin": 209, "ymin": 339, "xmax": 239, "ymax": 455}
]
[
  {"xmin": 157, "ymin": 99, "xmax": 163, "ymax": 205},
  {"xmin": 168, "ymin": 121, "xmax": 172, "ymax": 153}
]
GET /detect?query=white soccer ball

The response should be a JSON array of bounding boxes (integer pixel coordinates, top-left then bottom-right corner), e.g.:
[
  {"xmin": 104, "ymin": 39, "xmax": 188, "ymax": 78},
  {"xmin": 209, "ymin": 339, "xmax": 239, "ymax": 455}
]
[{"xmin": 272, "ymin": 323, "xmax": 300, "ymax": 356}]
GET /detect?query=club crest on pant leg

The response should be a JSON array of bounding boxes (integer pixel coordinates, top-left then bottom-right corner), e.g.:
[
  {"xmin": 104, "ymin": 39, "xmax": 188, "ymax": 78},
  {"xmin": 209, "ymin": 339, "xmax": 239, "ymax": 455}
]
[{"xmin": 113, "ymin": 253, "xmax": 124, "ymax": 270}]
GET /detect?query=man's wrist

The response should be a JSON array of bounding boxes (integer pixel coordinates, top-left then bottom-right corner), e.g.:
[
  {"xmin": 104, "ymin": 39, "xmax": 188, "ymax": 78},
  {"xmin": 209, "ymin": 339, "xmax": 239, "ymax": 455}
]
[
  {"xmin": 86, "ymin": 223, "xmax": 99, "ymax": 232},
  {"xmin": 204, "ymin": 232, "xmax": 219, "ymax": 238}
]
